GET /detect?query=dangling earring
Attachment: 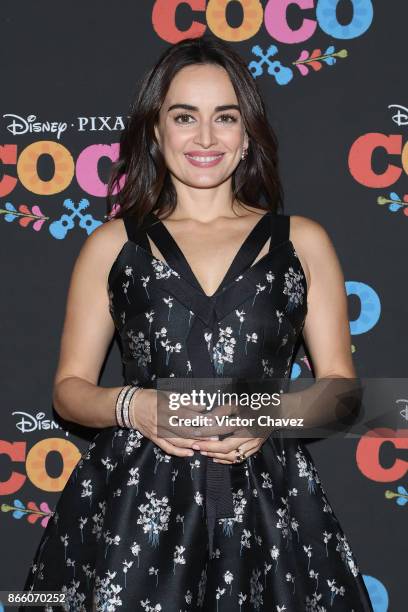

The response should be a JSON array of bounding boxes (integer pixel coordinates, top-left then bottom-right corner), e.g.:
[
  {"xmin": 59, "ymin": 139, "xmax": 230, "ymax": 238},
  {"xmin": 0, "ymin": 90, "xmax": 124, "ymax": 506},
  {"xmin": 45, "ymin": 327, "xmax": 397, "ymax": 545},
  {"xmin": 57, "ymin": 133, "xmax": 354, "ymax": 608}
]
[{"xmin": 241, "ymin": 148, "xmax": 248, "ymax": 161}]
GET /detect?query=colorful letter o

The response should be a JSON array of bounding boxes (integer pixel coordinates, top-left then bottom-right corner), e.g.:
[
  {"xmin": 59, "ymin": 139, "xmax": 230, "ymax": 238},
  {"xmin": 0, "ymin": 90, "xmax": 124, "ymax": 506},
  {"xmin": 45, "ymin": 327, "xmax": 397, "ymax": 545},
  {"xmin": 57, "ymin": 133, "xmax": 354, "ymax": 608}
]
[
  {"xmin": 17, "ymin": 141, "xmax": 74, "ymax": 195},
  {"xmin": 207, "ymin": 0, "xmax": 263, "ymax": 42},
  {"xmin": 26, "ymin": 438, "xmax": 81, "ymax": 492},
  {"xmin": 346, "ymin": 281, "xmax": 381, "ymax": 335}
]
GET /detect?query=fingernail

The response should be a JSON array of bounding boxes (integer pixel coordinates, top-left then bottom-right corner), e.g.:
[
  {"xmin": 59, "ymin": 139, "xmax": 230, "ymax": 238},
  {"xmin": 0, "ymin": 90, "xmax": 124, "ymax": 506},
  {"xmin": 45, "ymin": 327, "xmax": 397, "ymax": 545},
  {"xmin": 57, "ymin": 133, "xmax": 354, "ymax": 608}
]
[
  {"xmin": 208, "ymin": 436, "xmax": 218, "ymax": 440},
  {"xmin": 192, "ymin": 443, "xmax": 200, "ymax": 450}
]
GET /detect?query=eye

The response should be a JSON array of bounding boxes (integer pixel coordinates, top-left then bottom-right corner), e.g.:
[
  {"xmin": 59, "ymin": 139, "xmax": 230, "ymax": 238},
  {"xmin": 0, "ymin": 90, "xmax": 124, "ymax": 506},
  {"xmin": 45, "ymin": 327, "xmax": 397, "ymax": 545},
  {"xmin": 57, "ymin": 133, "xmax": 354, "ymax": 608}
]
[
  {"xmin": 174, "ymin": 113, "xmax": 195, "ymax": 124},
  {"xmin": 216, "ymin": 114, "xmax": 238, "ymax": 123}
]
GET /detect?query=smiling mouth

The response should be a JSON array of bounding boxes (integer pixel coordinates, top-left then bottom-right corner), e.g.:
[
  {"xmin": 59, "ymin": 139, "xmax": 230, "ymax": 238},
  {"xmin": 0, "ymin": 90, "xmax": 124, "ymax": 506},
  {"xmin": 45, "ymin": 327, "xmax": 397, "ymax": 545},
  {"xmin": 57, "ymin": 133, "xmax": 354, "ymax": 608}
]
[{"xmin": 184, "ymin": 153, "xmax": 225, "ymax": 167}]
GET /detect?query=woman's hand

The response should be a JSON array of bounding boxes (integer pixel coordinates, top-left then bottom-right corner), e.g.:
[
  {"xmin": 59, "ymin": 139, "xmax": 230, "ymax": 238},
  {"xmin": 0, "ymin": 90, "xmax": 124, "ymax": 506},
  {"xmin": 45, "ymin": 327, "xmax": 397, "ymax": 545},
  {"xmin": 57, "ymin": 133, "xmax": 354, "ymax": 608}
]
[
  {"xmin": 190, "ymin": 434, "xmax": 269, "ymax": 464},
  {"xmin": 129, "ymin": 388, "xmax": 226, "ymax": 458},
  {"xmin": 184, "ymin": 400, "xmax": 273, "ymax": 464}
]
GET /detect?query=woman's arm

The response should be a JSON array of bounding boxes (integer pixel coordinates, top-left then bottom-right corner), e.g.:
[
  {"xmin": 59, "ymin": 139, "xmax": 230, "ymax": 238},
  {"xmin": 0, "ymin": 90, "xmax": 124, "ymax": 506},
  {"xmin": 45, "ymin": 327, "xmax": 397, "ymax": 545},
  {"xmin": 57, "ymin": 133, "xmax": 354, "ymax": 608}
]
[
  {"xmin": 292, "ymin": 215, "xmax": 356, "ymax": 380},
  {"xmin": 276, "ymin": 215, "xmax": 361, "ymax": 434},
  {"xmin": 52, "ymin": 219, "xmax": 131, "ymax": 428},
  {"xmin": 51, "ymin": 219, "xmax": 203, "ymax": 457}
]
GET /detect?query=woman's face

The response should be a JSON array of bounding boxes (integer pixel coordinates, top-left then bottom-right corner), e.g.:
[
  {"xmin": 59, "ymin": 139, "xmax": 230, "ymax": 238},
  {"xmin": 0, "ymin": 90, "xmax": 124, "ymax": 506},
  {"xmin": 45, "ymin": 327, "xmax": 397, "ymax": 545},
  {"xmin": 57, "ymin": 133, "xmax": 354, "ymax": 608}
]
[{"xmin": 154, "ymin": 63, "xmax": 248, "ymax": 190}]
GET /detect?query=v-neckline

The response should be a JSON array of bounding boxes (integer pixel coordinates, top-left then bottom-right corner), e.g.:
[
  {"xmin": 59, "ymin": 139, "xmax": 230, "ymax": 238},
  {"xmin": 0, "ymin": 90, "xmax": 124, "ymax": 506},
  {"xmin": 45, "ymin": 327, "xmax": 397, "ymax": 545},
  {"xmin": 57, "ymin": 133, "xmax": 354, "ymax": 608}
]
[{"xmin": 145, "ymin": 210, "xmax": 273, "ymax": 299}]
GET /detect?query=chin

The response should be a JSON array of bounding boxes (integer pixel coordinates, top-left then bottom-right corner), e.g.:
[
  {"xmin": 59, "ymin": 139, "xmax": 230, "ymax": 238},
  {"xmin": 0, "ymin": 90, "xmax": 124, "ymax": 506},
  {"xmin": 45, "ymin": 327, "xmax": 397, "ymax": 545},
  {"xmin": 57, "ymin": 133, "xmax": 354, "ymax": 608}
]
[
  {"xmin": 189, "ymin": 177, "xmax": 228, "ymax": 189},
  {"xmin": 170, "ymin": 167, "xmax": 233, "ymax": 189},
  {"xmin": 189, "ymin": 169, "xmax": 233, "ymax": 183}
]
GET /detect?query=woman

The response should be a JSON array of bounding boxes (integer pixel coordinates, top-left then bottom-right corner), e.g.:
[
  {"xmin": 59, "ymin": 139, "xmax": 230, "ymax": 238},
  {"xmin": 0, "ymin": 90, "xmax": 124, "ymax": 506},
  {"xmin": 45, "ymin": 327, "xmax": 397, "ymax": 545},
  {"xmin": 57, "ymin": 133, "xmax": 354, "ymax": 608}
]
[{"xmin": 22, "ymin": 36, "xmax": 373, "ymax": 611}]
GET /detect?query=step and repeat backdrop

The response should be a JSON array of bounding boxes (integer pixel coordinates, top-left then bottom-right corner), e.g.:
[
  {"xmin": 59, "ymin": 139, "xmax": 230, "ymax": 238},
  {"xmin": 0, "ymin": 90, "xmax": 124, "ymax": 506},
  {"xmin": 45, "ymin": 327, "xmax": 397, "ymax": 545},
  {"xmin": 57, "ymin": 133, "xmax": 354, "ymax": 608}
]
[{"xmin": 1, "ymin": 1, "xmax": 406, "ymax": 610}]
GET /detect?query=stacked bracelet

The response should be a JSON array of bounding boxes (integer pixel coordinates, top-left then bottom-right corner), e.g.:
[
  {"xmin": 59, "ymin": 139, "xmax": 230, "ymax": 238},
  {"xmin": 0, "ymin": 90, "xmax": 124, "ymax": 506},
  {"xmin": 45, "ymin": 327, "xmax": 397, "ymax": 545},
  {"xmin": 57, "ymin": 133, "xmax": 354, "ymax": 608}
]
[{"xmin": 115, "ymin": 385, "xmax": 142, "ymax": 428}]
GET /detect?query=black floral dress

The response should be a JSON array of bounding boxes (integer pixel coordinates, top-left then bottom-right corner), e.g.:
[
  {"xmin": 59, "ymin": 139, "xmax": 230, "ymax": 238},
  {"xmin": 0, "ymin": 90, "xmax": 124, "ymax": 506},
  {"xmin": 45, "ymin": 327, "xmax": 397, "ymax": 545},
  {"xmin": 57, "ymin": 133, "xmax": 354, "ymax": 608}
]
[{"xmin": 22, "ymin": 211, "xmax": 374, "ymax": 612}]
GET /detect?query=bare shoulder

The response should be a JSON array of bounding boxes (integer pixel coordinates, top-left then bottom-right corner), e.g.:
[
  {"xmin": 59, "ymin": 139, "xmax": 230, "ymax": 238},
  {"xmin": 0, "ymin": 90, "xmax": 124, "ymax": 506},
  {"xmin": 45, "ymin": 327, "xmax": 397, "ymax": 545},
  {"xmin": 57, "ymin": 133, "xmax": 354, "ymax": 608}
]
[
  {"xmin": 288, "ymin": 215, "xmax": 339, "ymax": 294},
  {"xmin": 75, "ymin": 217, "xmax": 128, "ymax": 283},
  {"xmin": 289, "ymin": 214, "xmax": 331, "ymax": 244},
  {"xmin": 89, "ymin": 217, "xmax": 128, "ymax": 249}
]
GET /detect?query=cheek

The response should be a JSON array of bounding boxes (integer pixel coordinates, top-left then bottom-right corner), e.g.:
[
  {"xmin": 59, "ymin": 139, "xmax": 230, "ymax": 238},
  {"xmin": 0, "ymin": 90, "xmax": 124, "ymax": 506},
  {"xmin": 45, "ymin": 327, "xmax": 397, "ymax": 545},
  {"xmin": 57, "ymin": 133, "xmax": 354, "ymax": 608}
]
[
  {"xmin": 163, "ymin": 129, "xmax": 189, "ymax": 154},
  {"xmin": 223, "ymin": 128, "xmax": 245, "ymax": 148}
]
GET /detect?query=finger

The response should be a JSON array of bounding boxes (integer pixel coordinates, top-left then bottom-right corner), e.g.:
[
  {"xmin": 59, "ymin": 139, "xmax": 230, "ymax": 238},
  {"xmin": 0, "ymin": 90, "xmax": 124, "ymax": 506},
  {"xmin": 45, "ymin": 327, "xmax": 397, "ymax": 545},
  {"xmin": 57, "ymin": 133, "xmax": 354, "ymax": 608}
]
[
  {"xmin": 164, "ymin": 403, "xmax": 209, "ymax": 418},
  {"xmin": 202, "ymin": 431, "xmax": 267, "ymax": 452},
  {"xmin": 157, "ymin": 392, "xmax": 208, "ymax": 414},
  {"xmin": 157, "ymin": 419, "xmax": 215, "ymax": 440},
  {"xmin": 192, "ymin": 435, "xmax": 254, "ymax": 454},
  {"xmin": 202, "ymin": 438, "xmax": 262, "ymax": 460},
  {"xmin": 176, "ymin": 405, "xmax": 210, "ymax": 419},
  {"xmin": 162, "ymin": 425, "xmax": 222, "ymax": 441},
  {"xmin": 157, "ymin": 408, "xmax": 228, "ymax": 439},
  {"xmin": 192, "ymin": 422, "xmax": 241, "ymax": 437},
  {"xmin": 211, "ymin": 446, "xmax": 261, "ymax": 463},
  {"xmin": 205, "ymin": 402, "xmax": 239, "ymax": 418},
  {"xmin": 194, "ymin": 426, "xmax": 249, "ymax": 441},
  {"xmin": 161, "ymin": 436, "xmax": 218, "ymax": 448},
  {"xmin": 210, "ymin": 446, "xmax": 255, "ymax": 464},
  {"xmin": 153, "ymin": 438, "xmax": 196, "ymax": 458}
]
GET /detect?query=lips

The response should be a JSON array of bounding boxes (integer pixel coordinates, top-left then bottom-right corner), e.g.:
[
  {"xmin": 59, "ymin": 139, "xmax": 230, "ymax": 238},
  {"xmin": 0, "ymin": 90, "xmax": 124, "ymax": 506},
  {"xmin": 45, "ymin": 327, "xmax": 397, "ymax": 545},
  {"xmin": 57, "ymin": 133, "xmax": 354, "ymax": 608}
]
[{"xmin": 184, "ymin": 151, "xmax": 225, "ymax": 167}]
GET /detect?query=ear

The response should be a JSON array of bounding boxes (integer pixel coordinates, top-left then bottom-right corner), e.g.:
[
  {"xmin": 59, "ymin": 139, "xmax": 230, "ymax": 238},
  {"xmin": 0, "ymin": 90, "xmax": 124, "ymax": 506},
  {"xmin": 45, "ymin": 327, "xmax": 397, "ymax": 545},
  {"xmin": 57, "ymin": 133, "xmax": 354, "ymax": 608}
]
[
  {"xmin": 243, "ymin": 130, "xmax": 249, "ymax": 151},
  {"xmin": 154, "ymin": 123, "xmax": 161, "ymax": 147}
]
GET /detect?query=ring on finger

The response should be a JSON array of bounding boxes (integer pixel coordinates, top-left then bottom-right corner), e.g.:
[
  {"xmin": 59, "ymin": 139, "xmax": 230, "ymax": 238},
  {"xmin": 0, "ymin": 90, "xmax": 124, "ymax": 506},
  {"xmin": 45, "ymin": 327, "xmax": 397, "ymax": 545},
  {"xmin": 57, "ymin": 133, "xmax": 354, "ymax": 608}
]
[{"xmin": 234, "ymin": 446, "xmax": 246, "ymax": 462}]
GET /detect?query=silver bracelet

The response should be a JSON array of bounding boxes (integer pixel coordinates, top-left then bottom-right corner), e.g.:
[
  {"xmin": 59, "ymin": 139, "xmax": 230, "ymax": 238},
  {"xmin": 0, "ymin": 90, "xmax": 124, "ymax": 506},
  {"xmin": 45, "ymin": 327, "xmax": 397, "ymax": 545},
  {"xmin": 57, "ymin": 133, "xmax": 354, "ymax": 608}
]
[
  {"xmin": 123, "ymin": 385, "xmax": 140, "ymax": 428},
  {"xmin": 115, "ymin": 385, "xmax": 143, "ymax": 428},
  {"xmin": 115, "ymin": 386, "xmax": 131, "ymax": 427},
  {"xmin": 116, "ymin": 385, "xmax": 136, "ymax": 428},
  {"xmin": 130, "ymin": 386, "xmax": 144, "ymax": 428}
]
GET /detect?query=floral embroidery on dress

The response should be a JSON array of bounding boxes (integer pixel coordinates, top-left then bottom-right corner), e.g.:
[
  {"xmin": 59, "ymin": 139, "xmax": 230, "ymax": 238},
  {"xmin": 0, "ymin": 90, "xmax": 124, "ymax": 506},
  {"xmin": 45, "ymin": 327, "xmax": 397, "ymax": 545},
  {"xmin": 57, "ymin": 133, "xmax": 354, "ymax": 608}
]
[
  {"xmin": 283, "ymin": 266, "xmax": 305, "ymax": 312},
  {"xmin": 151, "ymin": 257, "xmax": 180, "ymax": 280},
  {"xmin": 127, "ymin": 330, "xmax": 151, "ymax": 367},
  {"xmin": 137, "ymin": 491, "xmax": 171, "ymax": 548},
  {"xmin": 211, "ymin": 325, "xmax": 236, "ymax": 374}
]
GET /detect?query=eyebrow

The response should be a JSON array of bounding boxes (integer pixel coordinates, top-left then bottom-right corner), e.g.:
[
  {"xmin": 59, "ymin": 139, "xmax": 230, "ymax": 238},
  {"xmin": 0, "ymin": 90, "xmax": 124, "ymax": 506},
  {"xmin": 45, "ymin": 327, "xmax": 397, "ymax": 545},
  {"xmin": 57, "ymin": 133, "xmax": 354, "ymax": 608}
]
[{"xmin": 167, "ymin": 104, "xmax": 240, "ymax": 113}]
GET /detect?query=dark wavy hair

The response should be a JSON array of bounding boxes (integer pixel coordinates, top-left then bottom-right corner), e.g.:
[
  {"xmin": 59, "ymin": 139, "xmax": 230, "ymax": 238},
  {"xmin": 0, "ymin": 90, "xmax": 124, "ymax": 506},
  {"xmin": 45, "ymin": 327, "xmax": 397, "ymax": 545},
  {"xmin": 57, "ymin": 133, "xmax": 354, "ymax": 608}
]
[{"xmin": 106, "ymin": 35, "xmax": 284, "ymax": 226}]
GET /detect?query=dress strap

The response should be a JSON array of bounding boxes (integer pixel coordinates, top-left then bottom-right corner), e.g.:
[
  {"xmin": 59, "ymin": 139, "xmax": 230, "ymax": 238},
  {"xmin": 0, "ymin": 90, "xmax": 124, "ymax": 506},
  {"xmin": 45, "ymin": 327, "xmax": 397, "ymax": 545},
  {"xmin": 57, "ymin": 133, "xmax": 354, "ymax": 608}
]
[
  {"xmin": 144, "ymin": 212, "xmax": 190, "ymax": 275},
  {"xmin": 123, "ymin": 213, "xmax": 154, "ymax": 251},
  {"xmin": 219, "ymin": 211, "xmax": 272, "ymax": 287},
  {"xmin": 125, "ymin": 211, "xmax": 205, "ymax": 294},
  {"xmin": 219, "ymin": 212, "xmax": 290, "ymax": 289},
  {"xmin": 272, "ymin": 213, "xmax": 290, "ymax": 247}
]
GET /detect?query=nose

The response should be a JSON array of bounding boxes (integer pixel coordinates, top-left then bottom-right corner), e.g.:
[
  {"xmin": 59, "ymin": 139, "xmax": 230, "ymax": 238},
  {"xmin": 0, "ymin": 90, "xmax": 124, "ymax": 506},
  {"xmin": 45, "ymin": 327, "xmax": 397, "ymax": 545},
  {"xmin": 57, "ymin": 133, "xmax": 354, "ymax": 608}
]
[{"xmin": 194, "ymin": 118, "xmax": 217, "ymax": 148}]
